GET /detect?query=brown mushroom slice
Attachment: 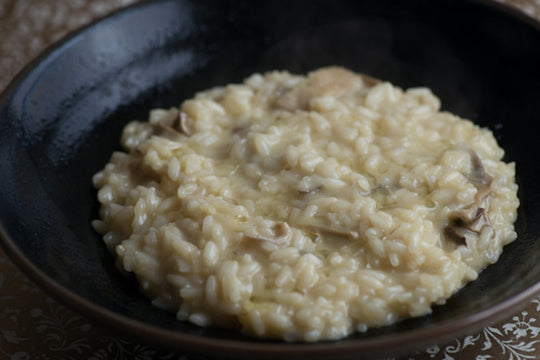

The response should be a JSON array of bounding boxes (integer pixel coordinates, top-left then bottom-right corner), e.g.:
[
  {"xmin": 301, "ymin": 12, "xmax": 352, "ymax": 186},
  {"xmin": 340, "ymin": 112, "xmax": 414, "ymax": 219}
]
[
  {"xmin": 444, "ymin": 211, "xmax": 476, "ymax": 246},
  {"xmin": 316, "ymin": 226, "xmax": 360, "ymax": 240},
  {"xmin": 153, "ymin": 123, "xmax": 181, "ymax": 141},
  {"xmin": 469, "ymin": 150, "xmax": 488, "ymax": 184},
  {"xmin": 297, "ymin": 185, "xmax": 322, "ymax": 195},
  {"xmin": 302, "ymin": 224, "xmax": 360, "ymax": 240},
  {"xmin": 370, "ymin": 185, "xmax": 392, "ymax": 207},
  {"xmin": 245, "ymin": 222, "xmax": 292, "ymax": 246},
  {"xmin": 444, "ymin": 216, "xmax": 468, "ymax": 246},
  {"xmin": 275, "ymin": 66, "xmax": 374, "ymax": 111},
  {"xmin": 444, "ymin": 147, "xmax": 499, "ymax": 244},
  {"xmin": 469, "ymin": 149, "xmax": 493, "ymax": 197},
  {"xmin": 128, "ymin": 156, "xmax": 162, "ymax": 184},
  {"xmin": 443, "ymin": 149, "xmax": 498, "ymax": 247},
  {"xmin": 444, "ymin": 202, "xmax": 493, "ymax": 243},
  {"xmin": 444, "ymin": 206, "xmax": 494, "ymax": 247},
  {"xmin": 152, "ymin": 110, "xmax": 196, "ymax": 140},
  {"xmin": 178, "ymin": 111, "xmax": 194, "ymax": 136},
  {"xmin": 359, "ymin": 73, "xmax": 381, "ymax": 88},
  {"xmin": 232, "ymin": 124, "xmax": 251, "ymax": 136}
]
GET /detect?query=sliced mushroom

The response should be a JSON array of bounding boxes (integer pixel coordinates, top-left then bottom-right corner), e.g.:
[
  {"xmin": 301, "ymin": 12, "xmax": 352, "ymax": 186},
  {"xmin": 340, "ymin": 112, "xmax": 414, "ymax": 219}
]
[
  {"xmin": 178, "ymin": 111, "xmax": 194, "ymax": 136},
  {"xmin": 444, "ymin": 168, "xmax": 493, "ymax": 246},
  {"xmin": 467, "ymin": 150, "xmax": 493, "ymax": 222},
  {"xmin": 469, "ymin": 149, "xmax": 493, "ymax": 201},
  {"xmin": 245, "ymin": 222, "xmax": 292, "ymax": 246},
  {"xmin": 469, "ymin": 150, "xmax": 489, "ymax": 185},
  {"xmin": 128, "ymin": 157, "xmax": 162, "ymax": 184},
  {"xmin": 275, "ymin": 66, "xmax": 371, "ymax": 111},
  {"xmin": 443, "ymin": 150, "xmax": 496, "ymax": 247},
  {"xmin": 444, "ymin": 207, "xmax": 494, "ymax": 246},
  {"xmin": 359, "ymin": 73, "xmax": 381, "ymax": 88},
  {"xmin": 151, "ymin": 111, "xmax": 195, "ymax": 140},
  {"xmin": 153, "ymin": 123, "xmax": 181, "ymax": 141},
  {"xmin": 232, "ymin": 124, "xmax": 251, "ymax": 137},
  {"xmin": 307, "ymin": 225, "xmax": 360, "ymax": 240},
  {"xmin": 297, "ymin": 185, "xmax": 322, "ymax": 195},
  {"xmin": 444, "ymin": 212, "xmax": 474, "ymax": 245},
  {"xmin": 295, "ymin": 175, "xmax": 324, "ymax": 195},
  {"xmin": 444, "ymin": 218, "xmax": 467, "ymax": 246},
  {"xmin": 370, "ymin": 185, "xmax": 394, "ymax": 207},
  {"xmin": 471, "ymin": 207, "xmax": 486, "ymax": 224}
]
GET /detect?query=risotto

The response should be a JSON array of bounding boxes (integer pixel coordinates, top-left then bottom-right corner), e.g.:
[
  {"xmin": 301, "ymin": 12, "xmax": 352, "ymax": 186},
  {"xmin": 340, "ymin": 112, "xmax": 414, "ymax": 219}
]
[{"xmin": 92, "ymin": 67, "xmax": 519, "ymax": 342}]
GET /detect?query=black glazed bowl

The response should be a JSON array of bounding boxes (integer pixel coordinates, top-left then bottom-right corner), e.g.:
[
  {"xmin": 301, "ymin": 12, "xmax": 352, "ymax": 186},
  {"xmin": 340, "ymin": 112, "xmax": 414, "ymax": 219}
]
[{"xmin": 1, "ymin": 0, "xmax": 540, "ymax": 359}]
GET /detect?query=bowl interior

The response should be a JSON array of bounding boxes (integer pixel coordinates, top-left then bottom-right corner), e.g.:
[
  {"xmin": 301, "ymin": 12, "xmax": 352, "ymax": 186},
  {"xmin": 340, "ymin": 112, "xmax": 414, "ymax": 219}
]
[{"xmin": 1, "ymin": 0, "xmax": 540, "ymax": 358}]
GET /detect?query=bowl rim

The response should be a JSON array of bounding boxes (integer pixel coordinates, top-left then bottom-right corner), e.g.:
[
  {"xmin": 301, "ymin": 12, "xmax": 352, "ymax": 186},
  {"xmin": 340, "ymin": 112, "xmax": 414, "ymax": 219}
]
[{"xmin": 1, "ymin": 0, "xmax": 540, "ymax": 358}]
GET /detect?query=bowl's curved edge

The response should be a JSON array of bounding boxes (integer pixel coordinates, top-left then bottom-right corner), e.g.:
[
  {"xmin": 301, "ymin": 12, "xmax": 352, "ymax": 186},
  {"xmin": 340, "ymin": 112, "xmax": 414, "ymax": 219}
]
[{"xmin": 1, "ymin": 0, "xmax": 540, "ymax": 359}]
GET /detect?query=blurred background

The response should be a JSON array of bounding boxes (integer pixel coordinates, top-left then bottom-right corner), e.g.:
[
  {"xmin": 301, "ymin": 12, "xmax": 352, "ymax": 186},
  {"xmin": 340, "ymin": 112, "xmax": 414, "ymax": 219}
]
[{"xmin": 0, "ymin": 0, "xmax": 138, "ymax": 89}]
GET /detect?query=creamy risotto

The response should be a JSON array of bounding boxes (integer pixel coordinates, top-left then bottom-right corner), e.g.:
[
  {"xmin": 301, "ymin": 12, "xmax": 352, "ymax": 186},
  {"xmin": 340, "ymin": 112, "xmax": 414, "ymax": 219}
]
[{"xmin": 92, "ymin": 67, "xmax": 519, "ymax": 342}]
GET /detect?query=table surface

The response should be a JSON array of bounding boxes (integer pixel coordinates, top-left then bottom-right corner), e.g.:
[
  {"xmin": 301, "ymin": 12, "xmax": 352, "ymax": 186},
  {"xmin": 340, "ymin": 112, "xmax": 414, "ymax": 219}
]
[{"xmin": 1, "ymin": 1, "xmax": 540, "ymax": 359}]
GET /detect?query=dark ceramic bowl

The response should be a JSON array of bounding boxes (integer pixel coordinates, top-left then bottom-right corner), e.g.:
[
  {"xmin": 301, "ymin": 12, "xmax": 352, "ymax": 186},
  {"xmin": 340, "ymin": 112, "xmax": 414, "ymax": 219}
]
[{"xmin": 1, "ymin": 0, "xmax": 540, "ymax": 359}]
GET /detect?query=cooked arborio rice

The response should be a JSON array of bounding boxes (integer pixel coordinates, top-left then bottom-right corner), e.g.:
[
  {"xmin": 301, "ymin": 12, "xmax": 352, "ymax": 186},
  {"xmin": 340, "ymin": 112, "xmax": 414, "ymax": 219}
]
[{"xmin": 92, "ymin": 67, "xmax": 519, "ymax": 342}]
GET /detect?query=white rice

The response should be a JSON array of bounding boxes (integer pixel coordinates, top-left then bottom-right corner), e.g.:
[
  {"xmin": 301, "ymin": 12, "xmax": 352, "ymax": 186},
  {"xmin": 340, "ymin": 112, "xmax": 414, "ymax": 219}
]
[{"xmin": 92, "ymin": 66, "xmax": 519, "ymax": 342}]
